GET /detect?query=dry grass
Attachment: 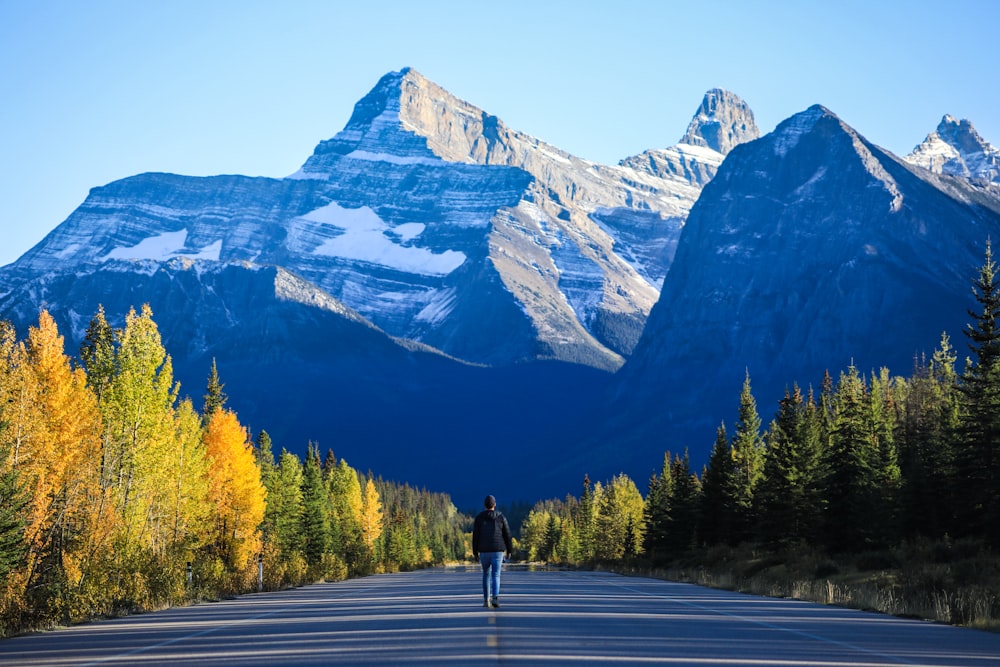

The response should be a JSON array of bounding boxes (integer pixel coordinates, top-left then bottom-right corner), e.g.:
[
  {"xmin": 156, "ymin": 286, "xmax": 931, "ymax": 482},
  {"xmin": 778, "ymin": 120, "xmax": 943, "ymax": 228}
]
[{"xmin": 617, "ymin": 540, "xmax": 1000, "ymax": 632}]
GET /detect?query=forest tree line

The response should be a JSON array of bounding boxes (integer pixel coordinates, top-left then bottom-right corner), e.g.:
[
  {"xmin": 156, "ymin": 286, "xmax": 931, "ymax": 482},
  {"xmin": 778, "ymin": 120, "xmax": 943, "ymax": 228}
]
[
  {"xmin": 521, "ymin": 241, "xmax": 1000, "ymax": 565},
  {"xmin": 0, "ymin": 305, "xmax": 469, "ymax": 637}
]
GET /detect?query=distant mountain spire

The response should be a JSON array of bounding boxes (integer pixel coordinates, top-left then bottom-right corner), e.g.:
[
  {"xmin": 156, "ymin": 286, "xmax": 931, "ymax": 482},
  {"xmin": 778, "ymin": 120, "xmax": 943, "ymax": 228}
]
[
  {"xmin": 679, "ymin": 88, "xmax": 760, "ymax": 155},
  {"xmin": 906, "ymin": 115, "xmax": 1000, "ymax": 186}
]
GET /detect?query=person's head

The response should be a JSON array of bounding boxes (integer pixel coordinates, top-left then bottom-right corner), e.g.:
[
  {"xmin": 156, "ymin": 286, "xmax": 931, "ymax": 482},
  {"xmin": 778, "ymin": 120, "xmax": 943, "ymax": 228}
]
[{"xmin": 484, "ymin": 495, "xmax": 496, "ymax": 510}]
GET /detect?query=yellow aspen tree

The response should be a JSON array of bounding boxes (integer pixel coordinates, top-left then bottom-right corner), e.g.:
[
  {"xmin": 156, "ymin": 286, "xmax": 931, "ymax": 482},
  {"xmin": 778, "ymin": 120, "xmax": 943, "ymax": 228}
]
[
  {"xmin": 99, "ymin": 305, "xmax": 179, "ymax": 556},
  {"xmin": 594, "ymin": 474, "xmax": 646, "ymax": 560},
  {"xmin": 0, "ymin": 323, "xmax": 39, "ymax": 489},
  {"xmin": 360, "ymin": 477, "xmax": 383, "ymax": 554},
  {"xmin": 328, "ymin": 459, "xmax": 364, "ymax": 565},
  {"xmin": 203, "ymin": 409, "xmax": 266, "ymax": 571},
  {"xmin": 165, "ymin": 398, "xmax": 210, "ymax": 555},
  {"xmin": 21, "ymin": 312, "xmax": 103, "ymax": 587}
]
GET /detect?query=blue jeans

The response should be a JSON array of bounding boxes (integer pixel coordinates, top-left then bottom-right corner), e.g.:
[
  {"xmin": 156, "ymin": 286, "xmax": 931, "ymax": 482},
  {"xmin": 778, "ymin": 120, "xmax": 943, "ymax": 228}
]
[{"xmin": 479, "ymin": 552, "xmax": 504, "ymax": 600}]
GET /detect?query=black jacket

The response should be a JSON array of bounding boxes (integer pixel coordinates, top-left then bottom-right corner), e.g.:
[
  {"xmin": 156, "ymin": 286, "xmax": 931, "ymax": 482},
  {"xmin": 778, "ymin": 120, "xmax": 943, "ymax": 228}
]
[{"xmin": 472, "ymin": 509, "xmax": 513, "ymax": 556}]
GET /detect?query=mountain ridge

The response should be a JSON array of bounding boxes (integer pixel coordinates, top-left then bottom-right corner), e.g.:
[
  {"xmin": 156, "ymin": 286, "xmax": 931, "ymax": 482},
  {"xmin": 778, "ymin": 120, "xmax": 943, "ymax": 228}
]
[
  {"xmin": 587, "ymin": 104, "xmax": 1000, "ymax": 482},
  {"xmin": 3, "ymin": 68, "xmax": 1000, "ymax": 503}
]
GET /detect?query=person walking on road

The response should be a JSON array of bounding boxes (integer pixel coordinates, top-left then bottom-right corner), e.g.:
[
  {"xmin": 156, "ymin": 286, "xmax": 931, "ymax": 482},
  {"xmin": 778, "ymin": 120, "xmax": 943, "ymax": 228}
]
[{"xmin": 472, "ymin": 494, "xmax": 513, "ymax": 608}]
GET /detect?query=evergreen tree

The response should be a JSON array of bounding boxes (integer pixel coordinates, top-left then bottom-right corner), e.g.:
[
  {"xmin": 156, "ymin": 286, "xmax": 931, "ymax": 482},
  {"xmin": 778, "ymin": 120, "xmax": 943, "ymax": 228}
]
[
  {"xmin": 666, "ymin": 451, "xmax": 700, "ymax": 556},
  {"xmin": 575, "ymin": 475, "xmax": 596, "ymax": 561},
  {"xmin": 0, "ymin": 429, "xmax": 29, "ymax": 581},
  {"xmin": 757, "ymin": 385, "xmax": 821, "ymax": 547},
  {"xmin": 202, "ymin": 358, "xmax": 227, "ymax": 422},
  {"xmin": 928, "ymin": 334, "xmax": 961, "ymax": 534},
  {"xmin": 700, "ymin": 423, "xmax": 739, "ymax": 546},
  {"xmin": 79, "ymin": 305, "xmax": 116, "ymax": 402},
  {"xmin": 300, "ymin": 443, "xmax": 331, "ymax": 567},
  {"xmin": 731, "ymin": 371, "xmax": 765, "ymax": 540},
  {"xmin": 957, "ymin": 239, "xmax": 1000, "ymax": 542},
  {"xmin": 868, "ymin": 368, "xmax": 902, "ymax": 545},
  {"xmin": 384, "ymin": 509, "xmax": 417, "ymax": 570},
  {"xmin": 255, "ymin": 430, "xmax": 276, "ymax": 471},
  {"xmin": 544, "ymin": 513, "xmax": 560, "ymax": 560},
  {"xmin": 642, "ymin": 454, "xmax": 673, "ymax": 563},
  {"xmin": 820, "ymin": 365, "xmax": 880, "ymax": 552}
]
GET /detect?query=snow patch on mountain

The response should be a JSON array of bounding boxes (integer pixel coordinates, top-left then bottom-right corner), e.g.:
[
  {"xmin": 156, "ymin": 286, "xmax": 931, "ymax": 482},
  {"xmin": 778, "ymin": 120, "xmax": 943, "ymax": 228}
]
[
  {"xmin": 343, "ymin": 150, "xmax": 444, "ymax": 166},
  {"xmin": 298, "ymin": 202, "xmax": 466, "ymax": 276},
  {"xmin": 102, "ymin": 229, "xmax": 222, "ymax": 262},
  {"xmin": 549, "ymin": 227, "xmax": 606, "ymax": 325},
  {"xmin": 414, "ymin": 287, "xmax": 458, "ymax": 326},
  {"xmin": 905, "ymin": 115, "xmax": 1000, "ymax": 188}
]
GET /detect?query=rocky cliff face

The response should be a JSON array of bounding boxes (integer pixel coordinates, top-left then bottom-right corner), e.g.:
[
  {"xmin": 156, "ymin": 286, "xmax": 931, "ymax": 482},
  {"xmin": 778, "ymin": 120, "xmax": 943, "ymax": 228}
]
[
  {"xmin": 0, "ymin": 68, "xmax": 758, "ymax": 501},
  {"xmin": 620, "ymin": 87, "xmax": 759, "ymax": 187},
  {"xmin": 2, "ymin": 69, "xmax": 746, "ymax": 372},
  {"xmin": 0, "ymin": 257, "xmax": 611, "ymax": 504},
  {"xmin": 905, "ymin": 115, "xmax": 1000, "ymax": 189},
  {"xmin": 3, "ymin": 67, "xmax": 999, "ymax": 502},
  {"xmin": 598, "ymin": 104, "xmax": 1000, "ymax": 476}
]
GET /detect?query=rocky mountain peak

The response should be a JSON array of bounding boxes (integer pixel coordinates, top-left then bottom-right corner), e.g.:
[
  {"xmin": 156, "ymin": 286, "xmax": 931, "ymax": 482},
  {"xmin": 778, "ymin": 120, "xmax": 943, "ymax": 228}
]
[
  {"xmin": 617, "ymin": 88, "xmax": 758, "ymax": 189},
  {"xmin": 905, "ymin": 115, "xmax": 1000, "ymax": 187},
  {"xmin": 936, "ymin": 115, "xmax": 988, "ymax": 154},
  {"xmin": 679, "ymin": 88, "xmax": 759, "ymax": 155}
]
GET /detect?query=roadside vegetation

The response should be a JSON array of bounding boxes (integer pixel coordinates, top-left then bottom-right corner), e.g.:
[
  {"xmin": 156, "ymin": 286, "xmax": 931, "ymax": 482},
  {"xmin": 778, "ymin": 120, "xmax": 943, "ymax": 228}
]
[
  {"xmin": 0, "ymin": 307, "xmax": 468, "ymax": 638},
  {"xmin": 3, "ymin": 239, "xmax": 998, "ymax": 637},
  {"xmin": 518, "ymin": 240, "xmax": 1000, "ymax": 631}
]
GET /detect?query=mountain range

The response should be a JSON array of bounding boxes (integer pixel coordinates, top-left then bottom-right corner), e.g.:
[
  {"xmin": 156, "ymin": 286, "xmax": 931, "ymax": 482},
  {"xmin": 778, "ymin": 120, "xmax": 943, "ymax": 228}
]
[{"xmin": 2, "ymin": 68, "xmax": 998, "ymax": 506}]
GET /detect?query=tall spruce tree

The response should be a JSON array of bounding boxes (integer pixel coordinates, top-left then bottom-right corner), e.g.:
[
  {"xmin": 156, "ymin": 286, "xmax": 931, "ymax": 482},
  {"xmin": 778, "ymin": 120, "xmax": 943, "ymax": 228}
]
[
  {"xmin": 731, "ymin": 371, "xmax": 765, "ymax": 540},
  {"xmin": 821, "ymin": 365, "xmax": 880, "ymax": 552},
  {"xmin": 700, "ymin": 423, "xmax": 739, "ymax": 546},
  {"xmin": 260, "ymin": 448, "xmax": 302, "ymax": 559},
  {"xmin": 202, "ymin": 358, "xmax": 227, "ymax": 422},
  {"xmin": 667, "ymin": 451, "xmax": 700, "ymax": 556},
  {"xmin": 898, "ymin": 339, "xmax": 959, "ymax": 539},
  {"xmin": 643, "ymin": 454, "xmax": 673, "ymax": 563},
  {"xmin": 80, "ymin": 305, "xmax": 116, "ymax": 402},
  {"xmin": 957, "ymin": 239, "xmax": 1000, "ymax": 542},
  {"xmin": 0, "ymin": 429, "xmax": 29, "ymax": 581},
  {"xmin": 300, "ymin": 443, "xmax": 331, "ymax": 567},
  {"xmin": 575, "ymin": 475, "xmax": 596, "ymax": 562},
  {"xmin": 868, "ymin": 368, "xmax": 902, "ymax": 545},
  {"xmin": 757, "ymin": 385, "xmax": 820, "ymax": 547}
]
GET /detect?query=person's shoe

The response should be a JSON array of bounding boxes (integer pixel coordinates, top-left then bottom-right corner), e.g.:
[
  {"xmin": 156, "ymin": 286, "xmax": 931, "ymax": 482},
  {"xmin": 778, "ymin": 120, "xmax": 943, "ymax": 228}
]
[
  {"xmin": 483, "ymin": 598, "xmax": 490, "ymax": 607},
  {"xmin": 491, "ymin": 597, "xmax": 499, "ymax": 608}
]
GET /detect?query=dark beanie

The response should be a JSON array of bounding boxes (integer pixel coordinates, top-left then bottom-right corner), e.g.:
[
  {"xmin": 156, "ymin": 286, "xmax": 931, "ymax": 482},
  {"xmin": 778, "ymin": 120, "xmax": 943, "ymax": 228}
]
[{"xmin": 484, "ymin": 495, "xmax": 496, "ymax": 508}]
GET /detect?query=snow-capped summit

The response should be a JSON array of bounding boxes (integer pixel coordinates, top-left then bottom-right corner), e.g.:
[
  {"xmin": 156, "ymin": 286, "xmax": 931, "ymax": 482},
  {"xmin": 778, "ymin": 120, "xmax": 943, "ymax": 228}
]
[
  {"xmin": 905, "ymin": 115, "xmax": 1000, "ymax": 188},
  {"xmin": 619, "ymin": 88, "xmax": 758, "ymax": 188},
  {"xmin": 0, "ymin": 68, "xmax": 736, "ymax": 373},
  {"xmin": 679, "ymin": 87, "xmax": 759, "ymax": 156},
  {"xmin": 602, "ymin": 101, "xmax": 1000, "ymax": 477}
]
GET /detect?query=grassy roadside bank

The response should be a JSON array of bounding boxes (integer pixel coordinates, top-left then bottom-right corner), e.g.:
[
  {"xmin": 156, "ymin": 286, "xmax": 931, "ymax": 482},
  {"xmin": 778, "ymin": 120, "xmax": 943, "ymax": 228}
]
[{"xmin": 603, "ymin": 540, "xmax": 1000, "ymax": 632}]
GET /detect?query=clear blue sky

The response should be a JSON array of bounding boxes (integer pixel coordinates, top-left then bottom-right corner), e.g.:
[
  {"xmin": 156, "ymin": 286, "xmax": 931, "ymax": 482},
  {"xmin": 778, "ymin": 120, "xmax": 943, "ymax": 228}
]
[{"xmin": 2, "ymin": 0, "xmax": 998, "ymax": 267}]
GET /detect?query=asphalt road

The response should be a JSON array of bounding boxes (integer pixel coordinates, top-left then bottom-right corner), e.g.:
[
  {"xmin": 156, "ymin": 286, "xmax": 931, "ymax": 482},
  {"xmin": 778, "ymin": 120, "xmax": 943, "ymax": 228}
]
[{"xmin": 2, "ymin": 566, "xmax": 999, "ymax": 666}]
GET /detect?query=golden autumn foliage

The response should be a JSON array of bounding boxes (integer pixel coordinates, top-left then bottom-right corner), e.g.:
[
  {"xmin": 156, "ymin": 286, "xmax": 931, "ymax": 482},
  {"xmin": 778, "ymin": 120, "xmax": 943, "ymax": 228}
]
[
  {"xmin": 0, "ymin": 305, "xmax": 468, "ymax": 638},
  {"xmin": 0, "ymin": 313, "xmax": 103, "ymax": 589},
  {"xmin": 360, "ymin": 478, "xmax": 383, "ymax": 553},
  {"xmin": 203, "ymin": 409, "xmax": 266, "ymax": 570},
  {"xmin": 22, "ymin": 312, "xmax": 103, "ymax": 584}
]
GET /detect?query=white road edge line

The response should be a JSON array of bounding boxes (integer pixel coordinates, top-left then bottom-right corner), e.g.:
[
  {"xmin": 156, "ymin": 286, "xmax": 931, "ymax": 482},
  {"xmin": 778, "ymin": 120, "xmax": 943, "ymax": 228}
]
[{"xmin": 606, "ymin": 576, "xmax": 931, "ymax": 667}]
